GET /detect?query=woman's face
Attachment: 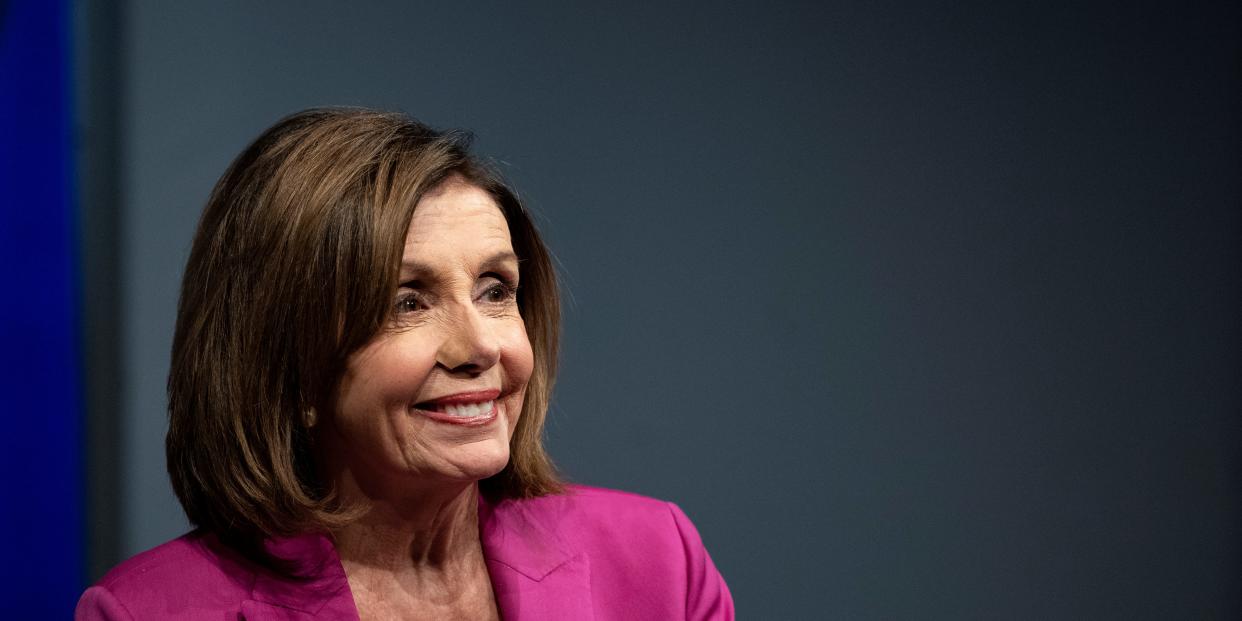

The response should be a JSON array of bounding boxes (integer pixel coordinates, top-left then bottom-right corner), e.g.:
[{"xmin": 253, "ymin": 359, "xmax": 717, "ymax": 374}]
[{"xmin": 321, "ymin": 179, "xmax": 534, "ymax": 499}]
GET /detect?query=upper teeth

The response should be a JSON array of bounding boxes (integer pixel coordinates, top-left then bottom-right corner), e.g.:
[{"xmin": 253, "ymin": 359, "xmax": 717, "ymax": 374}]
[{"xmin": 442, "ymin": 400, "xmax": 494, "ymax": 418}]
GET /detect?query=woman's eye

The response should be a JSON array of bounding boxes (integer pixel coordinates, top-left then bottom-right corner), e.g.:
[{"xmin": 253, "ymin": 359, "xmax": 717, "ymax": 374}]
[
  {"xmin": 394, "ymin": 291, "xmax": 425, "ymax": 313},
  {"xmin": 480, "ymin": 280, "xmax": 517, "ymax": 304}
]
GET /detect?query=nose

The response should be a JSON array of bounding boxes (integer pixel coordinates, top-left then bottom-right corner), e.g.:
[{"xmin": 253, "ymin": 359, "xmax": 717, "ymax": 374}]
[{"xmin": 435, "ymin": 303, "xmax": 501, "ymax": 375}]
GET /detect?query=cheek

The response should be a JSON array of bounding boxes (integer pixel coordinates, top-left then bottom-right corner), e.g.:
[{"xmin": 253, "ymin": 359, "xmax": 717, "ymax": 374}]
[
  {"xmin": 374, "ymin": 344, "xmax": 438, "ymax": 399},
  {"xmin": 328, "ymin": 336, "xmax": 440, "ymax": 469},
  {"xmin": 499, "ymin": 320, "xmax": 535, "ymax": 433},
  {"xmin": 503, "ymin": 321, "xmax": 535, "ymax": 391},
  {"xmin": 338, "ymin": 336, "xmax": 438, "ymax": 421}
]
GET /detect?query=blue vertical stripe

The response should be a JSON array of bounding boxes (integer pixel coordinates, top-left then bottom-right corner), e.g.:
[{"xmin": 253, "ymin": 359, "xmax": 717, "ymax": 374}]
[{"xmin": 0, "ymin": 0, "xmax": 83, "ymax": 615}]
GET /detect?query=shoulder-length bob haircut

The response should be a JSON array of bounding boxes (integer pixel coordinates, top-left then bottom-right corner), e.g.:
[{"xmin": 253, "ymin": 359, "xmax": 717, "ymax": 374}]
[{"xmin": 167, "ymin": 108, "xmax": 562, "ymax": 560}]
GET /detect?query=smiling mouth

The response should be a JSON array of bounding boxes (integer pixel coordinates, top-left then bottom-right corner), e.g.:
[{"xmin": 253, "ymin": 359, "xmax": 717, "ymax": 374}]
[
  {"xmin": 417, "ymin": 399, "xmax": 496, "ymax": 418},
  {"xmin": 412, "ymin": 390, "xmax": 501, "ymax": 426}
]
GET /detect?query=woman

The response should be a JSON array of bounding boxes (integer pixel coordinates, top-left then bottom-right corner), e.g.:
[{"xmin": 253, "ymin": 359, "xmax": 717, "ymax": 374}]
[{"xmin": 76, "ymin": 108, "xmax": 733, "ymax": 620}]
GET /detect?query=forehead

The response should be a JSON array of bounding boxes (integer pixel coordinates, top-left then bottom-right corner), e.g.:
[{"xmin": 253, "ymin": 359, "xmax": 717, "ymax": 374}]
[{"xmin": 402, "ymin": 180, "xmax": 513, "ymax": 266}]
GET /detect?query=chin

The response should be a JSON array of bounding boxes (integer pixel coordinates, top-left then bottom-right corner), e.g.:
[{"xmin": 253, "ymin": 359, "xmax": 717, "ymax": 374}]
[{"xmin": 443, "ymin": 441, "xmax": 512, "ymax": 482}]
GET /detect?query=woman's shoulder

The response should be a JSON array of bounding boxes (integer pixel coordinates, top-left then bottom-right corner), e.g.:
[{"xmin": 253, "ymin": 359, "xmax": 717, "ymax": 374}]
[
  {"xmin": 77, "ymin": 530, "xmax": 257, "ymax": 619},
  {"xmin": 512, "ymin": 482, "xmax": 678, "ymax": 510},
  {"xmin": 498, "ymin": 483, "xmax": 693, "ymax": 533},
  {"xmin": 489, "ymin": 483, "xmax": 717, "ymax": 570},
  {"xmin": 486, "ymin": 484, "xmax": 734, "ymax": 619},
  {"xmin": 93, "ymin": 530, "xmax": 250, "ymax": 589},
  {"xmin": 547, "ymin": 483, "xmax": 680, "ymax": 512}
]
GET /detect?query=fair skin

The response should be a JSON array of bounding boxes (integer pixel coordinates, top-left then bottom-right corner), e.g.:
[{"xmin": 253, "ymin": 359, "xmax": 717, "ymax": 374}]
[{"xmin": 317, "ymin": 178, "xmax": 534, "ymax": 620}]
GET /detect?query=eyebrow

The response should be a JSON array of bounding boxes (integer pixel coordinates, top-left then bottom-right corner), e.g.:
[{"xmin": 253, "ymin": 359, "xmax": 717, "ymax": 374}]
[{"xmin": 399, "ymin": 250, "xmax": 520, "ymax": 281}]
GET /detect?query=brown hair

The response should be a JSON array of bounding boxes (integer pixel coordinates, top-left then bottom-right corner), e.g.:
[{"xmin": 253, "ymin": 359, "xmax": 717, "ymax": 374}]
[{"xmin": 166, "ymin": 108, "xmax": 562, "ymax": 565}]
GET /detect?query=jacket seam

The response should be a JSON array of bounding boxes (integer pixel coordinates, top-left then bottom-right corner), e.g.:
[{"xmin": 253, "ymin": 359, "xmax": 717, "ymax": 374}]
[
  {"xmin": 96, "ymin": 584, "xmax": 138, "ymax": 621},
  {"xmin": 666, "ymin": 501, "xmax": 693, "ymax": 616}
]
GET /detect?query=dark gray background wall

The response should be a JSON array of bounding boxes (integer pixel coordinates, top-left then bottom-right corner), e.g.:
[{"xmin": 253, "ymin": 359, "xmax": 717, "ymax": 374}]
[{"xmin": 82, "ymin": 1, "xmax": 1240, "ymax": 618}]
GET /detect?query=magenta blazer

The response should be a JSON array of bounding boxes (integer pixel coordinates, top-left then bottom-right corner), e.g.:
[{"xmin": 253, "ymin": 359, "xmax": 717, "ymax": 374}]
[{"xmin": 76, "ymin": 485, "xmax": 734, "ymax": 620}]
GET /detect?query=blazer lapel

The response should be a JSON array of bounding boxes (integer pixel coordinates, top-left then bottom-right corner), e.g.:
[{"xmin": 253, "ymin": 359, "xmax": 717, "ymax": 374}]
[
  {"xmin": 480, "ymin": 495, "xmax": 594, "ymax": 620},
  {"xmin": 238, "ymin": 494, "xmax": 593, "ymax": 620},
  {"xmin": 241, "ymin": 533, "xmax": 360, "ymax": 621}
]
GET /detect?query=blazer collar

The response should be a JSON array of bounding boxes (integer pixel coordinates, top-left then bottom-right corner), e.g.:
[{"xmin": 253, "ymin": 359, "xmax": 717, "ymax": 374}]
[
  {"xmin": 239, "ymin": 491, "xmax": 594, "ymax": 620},
  {"xmin": 479, "ymin": 492, "xmax": 595, "ymax": 620},
  {"xmin": 241, "ymin": 533, "xmax": 359, "ymax": 621}
]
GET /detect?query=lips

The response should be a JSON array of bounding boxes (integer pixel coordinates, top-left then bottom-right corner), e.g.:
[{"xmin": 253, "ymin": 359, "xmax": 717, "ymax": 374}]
[{"xmin": 412, "ymin": 389, "xmax": 501, "ymax": 426}]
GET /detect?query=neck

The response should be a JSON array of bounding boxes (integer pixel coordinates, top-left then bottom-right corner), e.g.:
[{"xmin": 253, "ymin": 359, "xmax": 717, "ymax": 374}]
[{"xmin": 332, "ymin": 481, "xmax": 484, "ymax": 572}]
